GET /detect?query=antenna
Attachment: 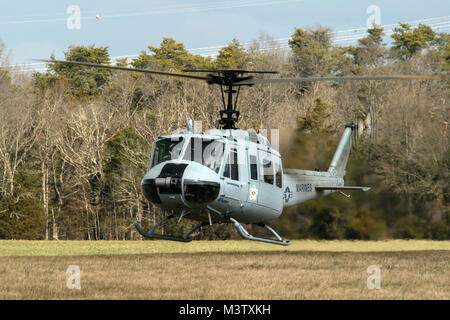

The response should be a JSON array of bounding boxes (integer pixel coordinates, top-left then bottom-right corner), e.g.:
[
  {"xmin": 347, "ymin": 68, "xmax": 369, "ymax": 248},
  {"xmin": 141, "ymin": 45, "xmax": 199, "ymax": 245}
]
[{"xmin": 185, "ymin": 114, "xmax": 194, "ymax": 133}]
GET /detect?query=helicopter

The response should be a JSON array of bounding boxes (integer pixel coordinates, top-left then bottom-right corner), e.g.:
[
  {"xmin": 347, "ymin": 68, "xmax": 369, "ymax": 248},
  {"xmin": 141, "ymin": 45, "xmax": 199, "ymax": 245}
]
[{"xmin": 38, "ymin": 59, "xmax": 444, "ymax": 245}]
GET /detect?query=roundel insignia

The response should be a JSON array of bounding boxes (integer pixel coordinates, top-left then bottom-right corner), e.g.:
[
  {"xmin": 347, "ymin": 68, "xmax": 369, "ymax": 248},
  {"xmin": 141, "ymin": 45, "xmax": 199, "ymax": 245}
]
[{"xmin": 283, "ymin": 187, "xmax": 293, "ymax": 203}]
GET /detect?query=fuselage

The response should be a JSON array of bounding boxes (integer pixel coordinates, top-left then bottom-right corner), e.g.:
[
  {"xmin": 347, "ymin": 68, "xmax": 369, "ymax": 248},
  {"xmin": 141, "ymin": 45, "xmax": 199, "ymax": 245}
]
[
  {"xmin": 141, "ymin": 127, "xmax": 346, "ymax": 224},
  {"xmin": 141, "ymin": 129, "xmax": 284, "ymax": 224}
]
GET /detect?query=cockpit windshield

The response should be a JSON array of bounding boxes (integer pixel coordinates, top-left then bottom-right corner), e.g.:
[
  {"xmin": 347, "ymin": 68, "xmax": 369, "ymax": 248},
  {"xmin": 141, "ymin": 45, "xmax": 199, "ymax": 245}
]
[
  {"xmin": 183, "ymin": 138, "xmax": 224, "ymax": 173},
  {"xmin": 151, "ymin": 137, "xmax": 184, "ymax": 168}
]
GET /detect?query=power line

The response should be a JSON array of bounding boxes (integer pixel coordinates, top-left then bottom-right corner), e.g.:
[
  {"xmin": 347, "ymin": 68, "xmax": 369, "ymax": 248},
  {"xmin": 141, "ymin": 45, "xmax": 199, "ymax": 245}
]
[{"xmin": 10, "ymin": 15, "xmax": 450, "ymax": 73}]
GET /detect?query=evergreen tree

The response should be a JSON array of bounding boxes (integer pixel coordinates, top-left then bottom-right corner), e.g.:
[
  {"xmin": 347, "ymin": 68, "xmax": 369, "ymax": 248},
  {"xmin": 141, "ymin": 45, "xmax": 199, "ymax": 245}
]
[
  {"xmin": 131, "ymin": 38, "xmax": 212, "ymax": 71},
  {"xmin": 35, "ymin": 45, "xmax": 112, "ymax": 97},
  {"xmin": 215, "ymin": 38, "xmax": 250, "ymax": 69},
  {"xmin": 391, "ymin": 23, "xmax": 436, "ymax": 60}
]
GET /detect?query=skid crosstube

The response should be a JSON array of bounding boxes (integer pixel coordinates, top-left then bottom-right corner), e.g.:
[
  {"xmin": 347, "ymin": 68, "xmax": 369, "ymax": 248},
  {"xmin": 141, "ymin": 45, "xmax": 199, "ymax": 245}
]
[
  {"xmin": 133, "ymin": 214, "xmax": 207, "ymax": 242},
  {"xmin": 229, "ymin": 217, "xmax": 291, "ymax": 246}
]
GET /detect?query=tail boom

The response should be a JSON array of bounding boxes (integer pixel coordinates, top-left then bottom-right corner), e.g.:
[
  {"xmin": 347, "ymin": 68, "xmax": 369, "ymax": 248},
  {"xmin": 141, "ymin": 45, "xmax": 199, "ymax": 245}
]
[
  {"xmin": 282, "ymin": 124, "xmax": 370, "ymax": 208},
  {"xmin": 282, "ymin": 169, "xmax": 343, "ymax": 208}
]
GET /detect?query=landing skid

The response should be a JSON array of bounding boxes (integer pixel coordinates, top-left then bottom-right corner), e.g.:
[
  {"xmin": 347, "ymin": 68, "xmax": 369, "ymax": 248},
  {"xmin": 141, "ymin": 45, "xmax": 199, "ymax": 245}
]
[
  {"xmin": 134, "ymin": 214, "xmax": 291, "ymax": 246},
  {"xmin": 229, "ymin": 217, "xmax": 291, "ymax": 246},
  {"xmin": 133, "ymin": 214, "xmax": 208, "ymax": 242}
]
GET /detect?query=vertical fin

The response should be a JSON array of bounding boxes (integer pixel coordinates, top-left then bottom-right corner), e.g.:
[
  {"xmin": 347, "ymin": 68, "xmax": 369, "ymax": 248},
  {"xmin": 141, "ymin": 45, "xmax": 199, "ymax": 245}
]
[{"xmin": 328, "ymin": 124, "xmax": 356, "ymax": 178}]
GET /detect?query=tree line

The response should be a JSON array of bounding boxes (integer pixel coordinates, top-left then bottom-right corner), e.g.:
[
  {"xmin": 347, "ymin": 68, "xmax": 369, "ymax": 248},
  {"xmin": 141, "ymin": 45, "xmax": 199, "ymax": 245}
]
[{"xmin": 0, "ymin": 23, "xmax": 448, "ymax": 240}]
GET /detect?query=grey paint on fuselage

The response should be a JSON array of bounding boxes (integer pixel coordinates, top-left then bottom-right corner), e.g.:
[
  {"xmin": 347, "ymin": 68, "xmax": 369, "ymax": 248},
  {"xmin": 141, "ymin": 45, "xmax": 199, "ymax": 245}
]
[
  {"xmin": 282, "ymin": 168, "xmax": 344, "ymax": 207},
  {"xmin": 142, "ymin": 129, "xmax": 284, "ymax": 224}
]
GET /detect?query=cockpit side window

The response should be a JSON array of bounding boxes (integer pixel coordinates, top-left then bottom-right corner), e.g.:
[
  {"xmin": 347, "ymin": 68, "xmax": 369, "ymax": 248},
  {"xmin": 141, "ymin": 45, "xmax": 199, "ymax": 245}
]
[
  {"xmin": 151, "ymin": 137, "xmax": 184, "ymax": 168},
  {"xmin": 223, "ymin": 147, "xmax": 239, "ymax": 181},
  {"xmin": 274, "ymin": 159, "xmax": 282, "ymax": 188}
]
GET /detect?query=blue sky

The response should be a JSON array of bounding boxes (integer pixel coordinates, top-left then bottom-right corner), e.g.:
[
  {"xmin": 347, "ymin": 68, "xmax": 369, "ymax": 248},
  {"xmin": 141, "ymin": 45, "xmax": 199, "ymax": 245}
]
[{"xmin": 1, "ymin": 0, "xmax": 449, "ymax": 66}]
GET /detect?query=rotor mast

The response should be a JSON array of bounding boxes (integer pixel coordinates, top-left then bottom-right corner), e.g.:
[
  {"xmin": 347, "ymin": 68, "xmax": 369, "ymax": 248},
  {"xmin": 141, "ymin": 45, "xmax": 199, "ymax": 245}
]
[
  {"xmin": 186, "ymin": 69, "xmax": 253, "ymax": 129},
  {"xmin": 186, "ymin": 69, "xmax": 277, "ymax": 129},
  {"xmin": 220, "ymin": 84, "xmax": 239, "ymax": 129},
  {"xmin": 217, "ymin": 71, "xmax": 247, "ymax": 129}
]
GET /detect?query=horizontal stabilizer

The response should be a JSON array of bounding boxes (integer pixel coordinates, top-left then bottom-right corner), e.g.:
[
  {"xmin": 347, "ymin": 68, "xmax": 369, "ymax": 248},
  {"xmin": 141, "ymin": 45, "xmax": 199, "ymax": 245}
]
[{"xmin": 315, "ymin": 186, "xmax": 371, "ymax": 191}]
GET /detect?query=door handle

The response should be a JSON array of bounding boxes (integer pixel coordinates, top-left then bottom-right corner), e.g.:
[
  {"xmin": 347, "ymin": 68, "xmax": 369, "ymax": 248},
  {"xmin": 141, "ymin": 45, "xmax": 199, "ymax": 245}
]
[{"xmin": 226, "ymin": 182, "xmax": 241, "ymax": 188}]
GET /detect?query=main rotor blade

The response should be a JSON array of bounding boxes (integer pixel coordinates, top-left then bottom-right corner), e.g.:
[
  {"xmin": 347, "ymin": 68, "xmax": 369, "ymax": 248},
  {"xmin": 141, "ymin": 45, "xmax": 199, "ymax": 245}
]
[
  {"xmin": 237, "ymin": 74, "xmax": 447, "ymax": 85},
  {"xmin": 35, "ymin": 59, "xmax": 212, "ymax": 81},
  {"xmin": 183, "ymin": 69, "xmax": 279, "ymax": 74}
]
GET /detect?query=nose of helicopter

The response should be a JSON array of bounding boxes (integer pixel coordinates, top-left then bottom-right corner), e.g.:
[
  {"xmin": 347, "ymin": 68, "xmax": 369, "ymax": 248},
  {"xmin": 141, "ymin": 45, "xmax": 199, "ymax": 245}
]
[
  {"xmin": 181, "ymin": 162, "xmax": 221, "ymax": 204},
  {"xmin": 141, "ymin": 161, "xmax": 221, "ymax": 205}
]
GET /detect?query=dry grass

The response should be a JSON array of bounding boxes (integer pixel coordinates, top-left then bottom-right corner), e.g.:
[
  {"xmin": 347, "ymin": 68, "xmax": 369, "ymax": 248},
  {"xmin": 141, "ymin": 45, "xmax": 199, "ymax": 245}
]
[{"xmin": 0, "ymin": 250, "xmax": 448, "ymax": 299}]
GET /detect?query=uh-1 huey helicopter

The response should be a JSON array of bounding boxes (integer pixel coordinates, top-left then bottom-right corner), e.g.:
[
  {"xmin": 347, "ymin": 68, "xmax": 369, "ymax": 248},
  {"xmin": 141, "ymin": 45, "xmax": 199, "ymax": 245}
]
[{"xmin": 39, "ymin": 58, "xmax": 445, "ymax": 245}]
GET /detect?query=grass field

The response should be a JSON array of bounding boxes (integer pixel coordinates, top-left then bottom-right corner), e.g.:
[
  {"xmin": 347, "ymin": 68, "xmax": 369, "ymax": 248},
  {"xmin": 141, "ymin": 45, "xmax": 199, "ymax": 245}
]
[
  {"xmin": 0, "ymin": 240, "xmax": 449, "ymax": 299},
  {"xmin": 1, "ymin": 239, "xmax": 449, "ymax": 256}
]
